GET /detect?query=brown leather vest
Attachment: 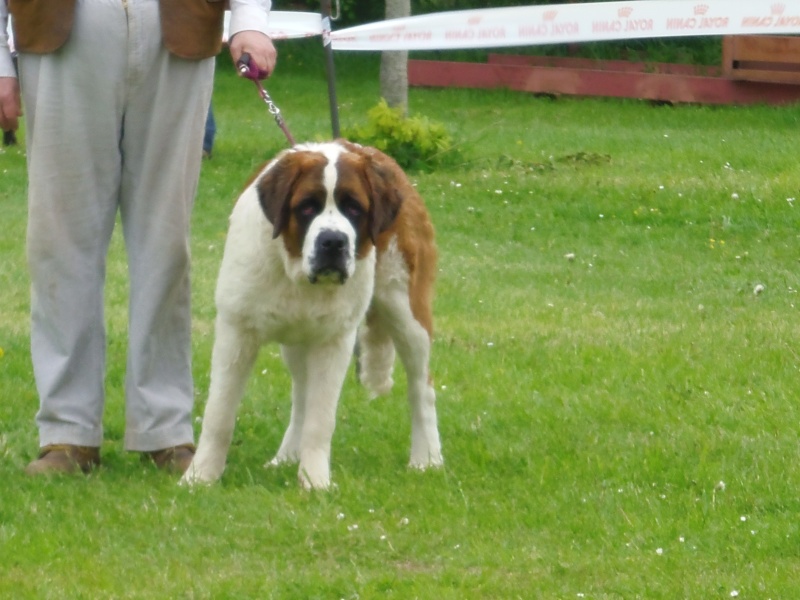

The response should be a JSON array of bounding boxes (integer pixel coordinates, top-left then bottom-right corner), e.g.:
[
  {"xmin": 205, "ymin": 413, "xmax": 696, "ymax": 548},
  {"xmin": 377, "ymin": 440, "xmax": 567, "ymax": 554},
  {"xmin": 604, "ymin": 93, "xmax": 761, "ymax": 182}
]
[{"xmin": 9, "ymin": 0, "xmax": 226, "ymax": 60}]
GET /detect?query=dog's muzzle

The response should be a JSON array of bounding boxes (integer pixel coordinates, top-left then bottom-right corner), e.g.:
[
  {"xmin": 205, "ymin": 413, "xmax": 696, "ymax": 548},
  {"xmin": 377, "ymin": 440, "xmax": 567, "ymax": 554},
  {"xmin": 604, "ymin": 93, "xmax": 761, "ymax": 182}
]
[{"xmin": 309, "ymin": 230, "xmax": 351, "ymax": 284}]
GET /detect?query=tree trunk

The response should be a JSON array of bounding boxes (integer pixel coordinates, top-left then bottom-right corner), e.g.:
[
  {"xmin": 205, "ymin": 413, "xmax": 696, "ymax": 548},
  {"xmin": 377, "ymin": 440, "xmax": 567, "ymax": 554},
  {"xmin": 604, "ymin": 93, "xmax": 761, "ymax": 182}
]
[{"xmin": 380, "ymin": 0, "xmax": 410, "ymax": 115}]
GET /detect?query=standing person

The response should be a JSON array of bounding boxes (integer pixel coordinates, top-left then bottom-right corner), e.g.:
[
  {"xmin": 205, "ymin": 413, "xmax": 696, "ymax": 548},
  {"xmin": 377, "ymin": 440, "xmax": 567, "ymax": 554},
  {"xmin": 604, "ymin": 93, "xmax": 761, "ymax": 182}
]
[{"xmin": 0, "ymin": 0, "xmax": 277, "ymax": 475}]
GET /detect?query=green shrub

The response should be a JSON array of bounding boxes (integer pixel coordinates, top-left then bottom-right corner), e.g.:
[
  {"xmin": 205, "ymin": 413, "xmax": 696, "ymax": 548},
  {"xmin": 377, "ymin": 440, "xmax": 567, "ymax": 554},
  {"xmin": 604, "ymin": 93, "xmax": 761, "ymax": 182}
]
[{"xmin": 342, "ymin": 99, "xmax": 455, "ymax": 170}]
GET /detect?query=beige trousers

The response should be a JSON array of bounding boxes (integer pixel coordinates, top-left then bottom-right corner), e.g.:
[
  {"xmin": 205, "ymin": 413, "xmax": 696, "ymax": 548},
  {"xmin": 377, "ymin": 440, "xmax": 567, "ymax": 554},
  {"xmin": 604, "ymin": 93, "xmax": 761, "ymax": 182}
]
[{"xmin": 20, "ymin": 0, "xmax": 214, "ymax": 451}]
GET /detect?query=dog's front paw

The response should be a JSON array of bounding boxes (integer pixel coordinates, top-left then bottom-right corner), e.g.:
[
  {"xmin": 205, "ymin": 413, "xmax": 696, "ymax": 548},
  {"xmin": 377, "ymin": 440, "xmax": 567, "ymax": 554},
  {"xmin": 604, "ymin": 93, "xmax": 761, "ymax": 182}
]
[
  {"xmin": 409, "ymin": 449, "xmax": 444, "ymax": 471},
  {"xmin": 180, "ymin": 458, "xmax": 224, "ymax": 486},
  {"xmin": 298, "ymin": 450, "xmax": 331, "ymax": 490}
]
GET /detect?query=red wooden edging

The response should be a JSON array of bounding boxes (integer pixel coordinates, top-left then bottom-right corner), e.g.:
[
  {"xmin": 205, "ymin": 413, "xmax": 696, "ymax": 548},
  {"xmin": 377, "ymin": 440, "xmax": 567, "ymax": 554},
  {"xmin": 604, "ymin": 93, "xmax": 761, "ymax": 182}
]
[
  {"xmin": 488, "ymin": 53, "xmax": 723, "ymax": 77},
  {"xmin": 408, "ymin": 54, "xmax": 800, "ymax": 105}
]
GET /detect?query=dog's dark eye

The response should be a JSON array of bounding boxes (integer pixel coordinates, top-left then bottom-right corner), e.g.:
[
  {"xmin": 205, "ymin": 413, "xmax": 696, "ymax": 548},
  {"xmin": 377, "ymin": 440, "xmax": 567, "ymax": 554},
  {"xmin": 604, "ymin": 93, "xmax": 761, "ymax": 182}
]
[
  {"xmin": 340, "ymin": 198, "xmax": 364, "ymax": 219},
  {"xmin": 296, "ymin": 198, "xmax": 321, "ymax": 218}
]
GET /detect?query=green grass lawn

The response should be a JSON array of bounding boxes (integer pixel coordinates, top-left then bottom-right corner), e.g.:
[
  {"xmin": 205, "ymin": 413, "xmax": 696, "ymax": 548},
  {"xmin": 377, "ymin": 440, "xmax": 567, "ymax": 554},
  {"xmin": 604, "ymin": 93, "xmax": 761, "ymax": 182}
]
[{"xmin": 2, "ymin": 41, "xmax": 800, "ymax": 598}]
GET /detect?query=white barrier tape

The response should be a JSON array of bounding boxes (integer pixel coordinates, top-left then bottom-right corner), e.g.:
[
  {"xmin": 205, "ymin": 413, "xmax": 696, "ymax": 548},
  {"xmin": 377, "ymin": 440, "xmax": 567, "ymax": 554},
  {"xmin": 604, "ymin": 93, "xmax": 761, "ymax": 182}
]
[
  {"xmin": 10, "ymin": 4, "xmax": 800, "ymax": 55},
  {"xmin": 330, "ymin": 1, "xmax": 800, "ymax": 51},
  {"xmin": 224, "ymin": 11, "xmax": 323, "ymax": 42}
]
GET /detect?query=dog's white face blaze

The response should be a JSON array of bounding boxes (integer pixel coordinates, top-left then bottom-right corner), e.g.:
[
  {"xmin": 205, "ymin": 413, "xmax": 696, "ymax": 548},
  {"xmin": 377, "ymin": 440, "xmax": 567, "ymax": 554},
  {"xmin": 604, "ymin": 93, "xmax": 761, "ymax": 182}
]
[{"xmin": 300, "ymin": 146, "xmax": 358, "ymax": 284}]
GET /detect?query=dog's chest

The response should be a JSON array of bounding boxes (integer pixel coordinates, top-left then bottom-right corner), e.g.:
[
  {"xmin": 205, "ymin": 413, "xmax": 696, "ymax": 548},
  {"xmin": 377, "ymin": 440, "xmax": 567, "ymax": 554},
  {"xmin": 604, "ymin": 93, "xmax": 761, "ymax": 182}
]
[{"xmin": 253, "ymin": 276, "xmax": 370, "ymax": 345}]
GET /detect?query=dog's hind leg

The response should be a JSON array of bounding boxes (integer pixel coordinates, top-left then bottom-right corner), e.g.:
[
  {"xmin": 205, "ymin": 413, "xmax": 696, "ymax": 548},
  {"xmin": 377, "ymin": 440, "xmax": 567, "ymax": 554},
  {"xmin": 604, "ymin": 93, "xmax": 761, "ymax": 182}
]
[
  {"xmin": 394, "ymin": 316, "xmax": 443, "ymax": 470},
  {"xmin": 357, "ymin": 307, "xmax": 396, "ymax": 397},
  {"xmin": 182, "ymin": 319, "xmax": 259, "ymax": 485},
  {"xmin": 375, "ymin": 288, "xmax": 443, "ymax": 470}
]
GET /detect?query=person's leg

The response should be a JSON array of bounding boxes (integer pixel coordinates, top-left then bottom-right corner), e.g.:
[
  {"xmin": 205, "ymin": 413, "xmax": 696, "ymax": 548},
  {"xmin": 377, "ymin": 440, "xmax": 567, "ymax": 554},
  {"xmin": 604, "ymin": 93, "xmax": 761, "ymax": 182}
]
[
  {"xmin": 118, "ymin": 0, "xmax": 214, "ymax": 452},
  {"xmin": 21, "ymin": 0, "xmax": 128, "ymax": 455}
]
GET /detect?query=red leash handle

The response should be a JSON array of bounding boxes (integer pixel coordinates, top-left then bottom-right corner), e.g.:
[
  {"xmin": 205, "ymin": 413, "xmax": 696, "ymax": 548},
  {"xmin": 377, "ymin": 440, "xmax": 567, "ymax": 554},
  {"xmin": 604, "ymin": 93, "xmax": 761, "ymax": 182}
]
[{"xmin": 236, "ymin": 52, "xmax": 270, "ymax": 81}]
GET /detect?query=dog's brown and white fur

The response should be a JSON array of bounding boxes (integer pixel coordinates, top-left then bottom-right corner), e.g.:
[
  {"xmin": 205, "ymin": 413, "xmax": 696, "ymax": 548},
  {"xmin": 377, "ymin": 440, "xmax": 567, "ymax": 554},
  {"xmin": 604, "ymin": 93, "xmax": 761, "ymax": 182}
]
[{"xmin": 182, "ymin": 140, "xmax": 442, "ymax": 489}]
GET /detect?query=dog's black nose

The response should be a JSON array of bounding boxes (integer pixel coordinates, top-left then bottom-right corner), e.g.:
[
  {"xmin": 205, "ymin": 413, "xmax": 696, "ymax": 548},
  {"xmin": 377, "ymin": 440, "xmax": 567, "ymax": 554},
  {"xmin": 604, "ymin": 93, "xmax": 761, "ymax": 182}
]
[
  {"xmin": 310, "ymin": 229, "xmax": 351, "ymax": 284},
  {"xmin": 317, "ymin": 230, "xmax": 348, "ymax": 254}
]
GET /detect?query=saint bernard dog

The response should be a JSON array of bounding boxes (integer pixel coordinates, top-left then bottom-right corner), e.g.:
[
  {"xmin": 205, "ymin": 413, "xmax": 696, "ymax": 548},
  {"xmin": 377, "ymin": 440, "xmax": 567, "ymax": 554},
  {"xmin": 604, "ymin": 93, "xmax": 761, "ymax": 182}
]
[{"xmin": 182, "ymin": 140, "xmax": 443, "ymax": 490}]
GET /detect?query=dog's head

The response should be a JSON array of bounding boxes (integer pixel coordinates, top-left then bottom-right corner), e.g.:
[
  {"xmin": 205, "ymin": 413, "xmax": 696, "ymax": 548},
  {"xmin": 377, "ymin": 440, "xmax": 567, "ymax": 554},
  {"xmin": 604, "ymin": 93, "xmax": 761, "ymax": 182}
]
[{"xmin": 256, "ymin": 141, "xmax": 403, "ymax": 284}]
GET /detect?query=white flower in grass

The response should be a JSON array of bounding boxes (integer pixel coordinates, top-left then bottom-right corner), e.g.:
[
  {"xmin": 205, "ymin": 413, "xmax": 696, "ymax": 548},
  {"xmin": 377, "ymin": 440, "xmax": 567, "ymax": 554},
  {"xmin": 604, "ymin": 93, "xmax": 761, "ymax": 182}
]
[
  {"xmin": 753, "ymin": 284, "xmax": 765, "ymax": 295},
  {"xmin": 347, "ymin": 524, "xmax": 359, "ymax": 532},
  {"xmin": 715, "ymin": 481, "xmax": 726, "ymax": 491},
  {"xmin": 730, "ymin": 591, "xmax": 739, "ymax": 598},
  {"xmin": 656, "ymin": 547, "xmax": 664, "ymax": 555},
  {"xmin": 399, "ymin": 517, "xmax": 409, "ymax": 526},
  {"xmin": 336, "ymin": 512, "xmax": 345, "ymax": 520}
]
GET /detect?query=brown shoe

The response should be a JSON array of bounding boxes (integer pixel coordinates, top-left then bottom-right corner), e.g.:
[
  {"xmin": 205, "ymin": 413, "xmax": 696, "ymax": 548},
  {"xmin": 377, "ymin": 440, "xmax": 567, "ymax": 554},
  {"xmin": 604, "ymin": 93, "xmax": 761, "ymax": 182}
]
[
  {"xmin": 25, "ymin": 445, "xmax": 101, "ymax": 475},
  {"xmin": 143, "ymin": 444, "xmax": 196, "ymax": 474}
]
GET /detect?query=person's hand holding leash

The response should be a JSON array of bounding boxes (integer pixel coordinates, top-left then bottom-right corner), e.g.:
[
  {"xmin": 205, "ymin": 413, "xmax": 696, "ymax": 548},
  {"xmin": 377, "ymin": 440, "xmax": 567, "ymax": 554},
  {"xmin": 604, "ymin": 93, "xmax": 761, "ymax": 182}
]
[
  {"xmin": 0, "ymin": 76, "xmax": 21, "ymax": 133},
  {"xmin": 229, "ymin": 30, "xmax": 276, "ymax": 80}
]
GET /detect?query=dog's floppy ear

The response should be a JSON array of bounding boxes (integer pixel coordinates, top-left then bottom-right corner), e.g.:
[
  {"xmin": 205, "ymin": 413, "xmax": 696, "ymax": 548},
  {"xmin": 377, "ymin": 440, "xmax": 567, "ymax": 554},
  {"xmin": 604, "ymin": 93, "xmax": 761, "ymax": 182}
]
[
  {"xmin": 363, "ymin": 151, "xmax": 405, "ymax": 242},
  {"xmin": 256, "ymin": 154, "xmax": 300, "ymax": 239}
]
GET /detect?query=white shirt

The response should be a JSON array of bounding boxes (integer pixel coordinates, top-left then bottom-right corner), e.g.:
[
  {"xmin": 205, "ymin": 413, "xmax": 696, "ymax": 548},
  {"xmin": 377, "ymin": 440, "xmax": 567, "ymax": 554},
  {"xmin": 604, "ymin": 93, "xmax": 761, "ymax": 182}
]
[
  {"xmin": 0, "ymin": 4, "xmax": 12, "ymax": 78},
  {"xmin": 0, "ymin": 0, "xmax": 271, "ymax": 78}
]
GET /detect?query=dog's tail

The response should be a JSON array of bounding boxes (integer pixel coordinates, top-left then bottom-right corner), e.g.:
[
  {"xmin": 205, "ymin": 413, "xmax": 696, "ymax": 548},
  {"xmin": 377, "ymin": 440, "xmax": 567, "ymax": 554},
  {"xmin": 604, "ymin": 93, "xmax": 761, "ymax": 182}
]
[{"xmin": 356, "ymin": 315, "xmax": 395, "ymax": 398}]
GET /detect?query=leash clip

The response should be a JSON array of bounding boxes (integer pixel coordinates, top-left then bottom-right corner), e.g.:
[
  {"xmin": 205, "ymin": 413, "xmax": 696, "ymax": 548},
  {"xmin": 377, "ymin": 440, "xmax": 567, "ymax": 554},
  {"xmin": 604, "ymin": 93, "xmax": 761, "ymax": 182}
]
[{"xmin": 236, "ymin": 53, "xmax": 296, "ymax": 147}]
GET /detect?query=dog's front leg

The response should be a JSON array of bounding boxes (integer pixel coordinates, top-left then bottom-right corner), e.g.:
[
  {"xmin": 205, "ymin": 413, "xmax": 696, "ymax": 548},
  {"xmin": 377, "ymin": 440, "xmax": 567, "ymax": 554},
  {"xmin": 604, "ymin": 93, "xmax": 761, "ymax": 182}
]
[
  {"xmin": 182, "ymin": 318, "xmax": 259, "ymax": 486},
  {"xmin": 267, "ymin": 344, "xmax": 310, "ymax": 467},
  {"xmin": 295, "ymin": 332, "xmax": 356, "ymax": 490}
]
